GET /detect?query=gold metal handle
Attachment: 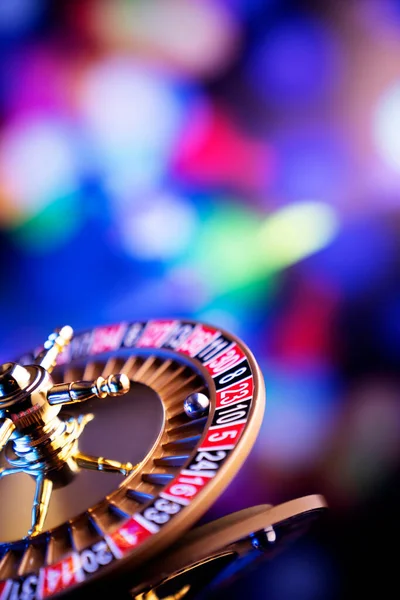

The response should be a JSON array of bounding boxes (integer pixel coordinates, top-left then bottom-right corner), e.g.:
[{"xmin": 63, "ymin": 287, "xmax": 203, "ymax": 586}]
[
  {"xmin": 34, "ymin": 325, "xmax": 73, "ymax": 372},
  {"xmin": 47, "ymin": 373, "xmax": 130, "ymax": 405}
]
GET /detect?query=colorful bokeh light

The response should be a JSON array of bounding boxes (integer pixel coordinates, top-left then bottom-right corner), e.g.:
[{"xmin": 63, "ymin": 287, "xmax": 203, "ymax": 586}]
[{"xmin": 0, "ymin": 1, "xmax": 398, "ymax": 598}]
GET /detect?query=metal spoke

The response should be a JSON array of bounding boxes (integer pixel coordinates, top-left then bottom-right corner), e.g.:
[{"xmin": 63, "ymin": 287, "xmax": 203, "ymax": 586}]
[
  {"xmin": 0, "ymin": 419, "xmax": 15, "ymax": 453},
  {"xmin": 29, "ymin": 475, "xmax": 53, "ymax": 537},
  {"xmin": 34, "ymin": 325, "xmax": 73, "ymax": 373},
  {"xmin": 47, "ymin": 373, "xmax": 130, "ymax": 406},
  {"xmin": 74, "ymin": 451, "xmax": 136, "ymax": 477}
]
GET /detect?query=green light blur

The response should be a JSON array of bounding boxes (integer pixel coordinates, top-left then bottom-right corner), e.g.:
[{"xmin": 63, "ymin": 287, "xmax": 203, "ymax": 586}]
[
  {"xmin": 257, "ymin": 201, "xmax": 339, "ymax": 270},
  {"xmin": 10, "ymin": 194, "xmax": 82, "ymax": 252},
  {"xmin": 186, "ymin": 200, "xmax": 339, "ymax": 297}
]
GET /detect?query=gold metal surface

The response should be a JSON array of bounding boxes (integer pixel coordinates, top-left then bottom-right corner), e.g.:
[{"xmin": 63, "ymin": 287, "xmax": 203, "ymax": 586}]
[
  {"xmin": 136, "ymin": 585, "xmax": 191, "ymax": 600},
  {"xmin": 130, "ymin": 496, "xmax": 327, "ymax": 600},
  {"xmin": 74, "ymin": 451, "xmax": 135, "ymax": 476},
  {"xmin": 47, "ymin": 373, "xmax": 130, "ymax": 405},
  {"xmin": 0, "ymin": 326, "xmax": 135, "ymax": 537},
  {"xmin": 0, "ymin": 419, "xmax": 15, "ymax": 452},
  {"xmin": 30, "ymin": 475, "xmax": 53, "ymax": 536}
]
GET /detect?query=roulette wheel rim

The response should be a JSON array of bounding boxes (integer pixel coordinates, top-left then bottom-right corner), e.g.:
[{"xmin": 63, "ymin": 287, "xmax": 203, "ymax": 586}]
[{"xmin": 0, "ymin": 317, "xmax": 266, "ymax": 598}]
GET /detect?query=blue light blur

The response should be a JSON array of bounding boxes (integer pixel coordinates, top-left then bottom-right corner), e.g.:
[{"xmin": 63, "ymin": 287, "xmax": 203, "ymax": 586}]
[
  {"xmin": 270, "ymin": 125, "xmax": 350, "ymax": 202},
  {"xmin": 0, "ymin": 0, "xmax": 45, "ymax": 38},
  {"xmin": 0, "ymin": 1, "xmax": 398, "ymax": 597},
  {"xmin": 246, "ymin": 14, "xmax": 341, "ymax": 107}
]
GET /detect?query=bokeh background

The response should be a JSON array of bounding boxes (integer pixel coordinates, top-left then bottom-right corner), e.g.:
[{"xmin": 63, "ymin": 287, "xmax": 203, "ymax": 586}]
[{"xmin": 0, "ymin": 0, "xmax": 399, "ymax": 597}]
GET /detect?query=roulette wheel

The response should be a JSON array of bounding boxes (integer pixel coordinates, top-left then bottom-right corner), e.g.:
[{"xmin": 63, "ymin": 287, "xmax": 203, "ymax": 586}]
[{"xmin": 0, "ymin": 319, "xmax": 327, "ymax": 599}]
